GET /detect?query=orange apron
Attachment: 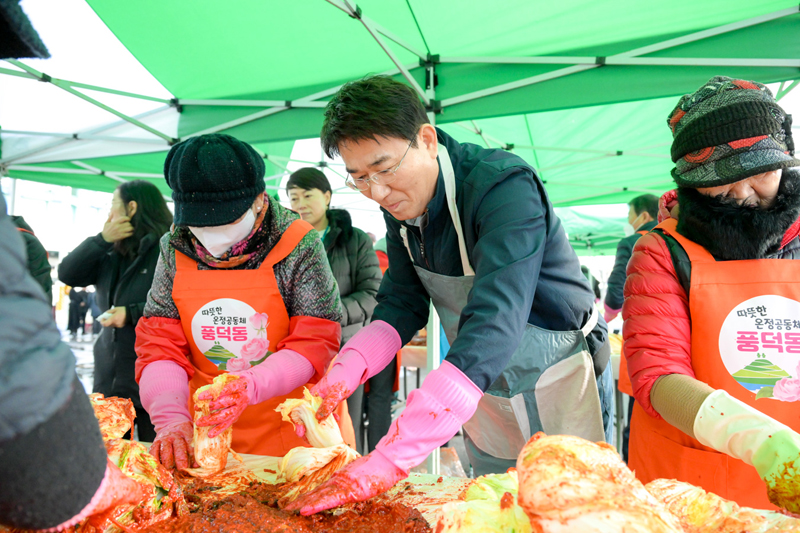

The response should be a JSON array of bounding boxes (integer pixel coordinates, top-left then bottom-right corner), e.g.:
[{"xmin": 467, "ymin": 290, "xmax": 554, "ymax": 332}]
[
  {"xmin": 629, "ymin": 218, "xmax": 800, "ymax": 509},
  {"xmin": 617, "ymin": 229, "xmax": 648, "ymax": 397},
  {"xmin": 172, "ymin": 220, "xmax": 352, "ymax": 456}
]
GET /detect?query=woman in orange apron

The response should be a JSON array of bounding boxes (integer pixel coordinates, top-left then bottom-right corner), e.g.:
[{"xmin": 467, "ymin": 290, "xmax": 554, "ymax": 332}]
[
  {"xmin": 134, "ymin": 133, "xmax": 353, "ymax": 468},
  {"xmin": 623, "ymin": 77, "xmax": 800, "ymax": 512}
]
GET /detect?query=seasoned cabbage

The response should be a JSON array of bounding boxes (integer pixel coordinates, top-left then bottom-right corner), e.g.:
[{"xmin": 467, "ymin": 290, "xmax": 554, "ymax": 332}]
[
  {"xmin": 276, "ymin": 387, "xmax": 343, "ymax": 448},
  {"xmin": 192, "ymin": 373, "xmax": 240, "ymax": 475}
]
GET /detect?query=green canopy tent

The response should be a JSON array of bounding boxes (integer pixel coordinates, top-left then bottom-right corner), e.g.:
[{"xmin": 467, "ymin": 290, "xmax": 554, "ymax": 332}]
[{"xmin": 1, "ymin": 0, "xmax": 798, "ymax": 240}]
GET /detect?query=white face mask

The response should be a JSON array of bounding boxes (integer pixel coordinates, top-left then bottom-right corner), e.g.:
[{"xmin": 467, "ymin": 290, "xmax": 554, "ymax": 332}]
[{"xmin": 189, "ymin": 208, "xmax": 256, "ymax": 258}]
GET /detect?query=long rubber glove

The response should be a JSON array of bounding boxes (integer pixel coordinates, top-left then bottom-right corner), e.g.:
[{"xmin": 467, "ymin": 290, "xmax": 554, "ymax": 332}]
[
  {"xmin": 285, "ymin": 360, "xmax": 483, "ymax": 515},
  {"xmin": 195, "ymin": 349, "xmax": 314, "ymax": 438},
  {"xmin": 45, "ymin": 459, "xmax": 149, "ymax": 532},
  {"xmin": 296, "ymin": 321, "xmax": 400, "ymax": 440},
  {"xmin": 139, "ymin": 361, "xmax": 195, "ymax": 469},
  {"xmin": 693, "ymin": 389, "xmax": 800, "ymax": 512}
]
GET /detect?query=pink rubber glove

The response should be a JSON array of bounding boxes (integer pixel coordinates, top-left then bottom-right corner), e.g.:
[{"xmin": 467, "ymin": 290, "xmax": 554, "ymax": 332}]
[
  {"xmin": 303, "ymin": 321, "xmax": 401, "ymax": 435},
  {"xmin": 196, "ymin": 349, "xmax": 314, "ymax": 438},
  {"xmin": 139, "ymin": 361, "xmax": 195, "ymax": 469},
  {"xmin": 286, "ymin": 360, "xmax": 483, "ymax": 515},
  {"xmin": 149, "ymin": 421, "xmax": 194, "ymax": 470},
  {"xmin": 603, "ymin": 302, "xmax": 620, "ymax": 324},
  {"xmin": 46, "ymin": 460, "xmax": 149, "ymax": 532}
]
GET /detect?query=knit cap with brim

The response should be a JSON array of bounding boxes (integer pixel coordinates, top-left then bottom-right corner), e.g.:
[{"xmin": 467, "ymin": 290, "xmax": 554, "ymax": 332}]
[
  {"xmin": 667, "ymin": 76, "xmax": 799, "ymax": 188},
  {"xmin": 164, "ymin": 133, "xmax": 265, "ymax": 227}
]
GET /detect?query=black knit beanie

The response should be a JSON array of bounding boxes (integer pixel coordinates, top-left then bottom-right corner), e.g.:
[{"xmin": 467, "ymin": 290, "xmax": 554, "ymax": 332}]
[
  {"xmin": 164, "ymin": 133, "xmax": 265, "ymax": 227},
  {"xmin": 667, "ymin": 76, "xmax": 799, "ymax": 188}
]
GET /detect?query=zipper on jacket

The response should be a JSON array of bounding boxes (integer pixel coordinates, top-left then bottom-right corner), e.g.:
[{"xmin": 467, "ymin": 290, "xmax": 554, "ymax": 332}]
[{"xmin": 418, "ymin": 210, "xmax": 430, "ymax": 268}]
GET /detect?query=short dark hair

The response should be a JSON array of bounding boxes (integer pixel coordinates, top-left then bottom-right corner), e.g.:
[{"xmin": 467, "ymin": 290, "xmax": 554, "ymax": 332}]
[
  {"xmin": 321, "ymin": 75, "xmax": 429, "ymax": 159},
  {"xmin": 286, "ymin": 167, "xmax": 332, "ymax": 195},
  {"xmin": 628, "ymin": 194, "xmax": 659, "ymax": 219},
  {"xmin": 115, "ymin": 180, "xmax": 173, "ymax": 257}
]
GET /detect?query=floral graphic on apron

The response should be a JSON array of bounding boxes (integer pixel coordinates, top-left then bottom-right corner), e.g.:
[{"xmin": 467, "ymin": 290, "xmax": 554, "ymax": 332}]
[
  {"xmin": 189, "ymin": 298, "xmax": 271, "ymax": 371},
  {"xmin": 718, "ymin": 295, "xmax": 800, "ymax": 401}
]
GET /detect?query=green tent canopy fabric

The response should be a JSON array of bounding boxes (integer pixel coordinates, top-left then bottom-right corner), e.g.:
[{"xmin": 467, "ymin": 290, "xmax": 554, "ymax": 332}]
[{"xmin": 1, "ymin": 0, "xmax": 798, "ymax": 253}]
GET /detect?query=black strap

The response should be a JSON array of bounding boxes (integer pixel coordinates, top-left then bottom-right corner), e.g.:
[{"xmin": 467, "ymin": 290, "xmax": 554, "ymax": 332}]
[{"xmin": 652, "ymin": 228, "xmax": 692, "ymax": 298}]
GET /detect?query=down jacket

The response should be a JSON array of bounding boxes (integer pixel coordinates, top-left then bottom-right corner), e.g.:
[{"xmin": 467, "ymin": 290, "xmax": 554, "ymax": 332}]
[
  {"xmin": 622, "ymin": 194, "xmax": 800, "ymax": 418},
  {"xmin": 323, "ymin": 209, "xmax": 381, "ymax": 345}
]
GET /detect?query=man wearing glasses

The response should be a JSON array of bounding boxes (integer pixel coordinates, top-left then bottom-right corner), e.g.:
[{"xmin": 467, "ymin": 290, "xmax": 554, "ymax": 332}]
[{"xmin": 286, "ymin": 75, "xmax": 614, "ymax": 515}]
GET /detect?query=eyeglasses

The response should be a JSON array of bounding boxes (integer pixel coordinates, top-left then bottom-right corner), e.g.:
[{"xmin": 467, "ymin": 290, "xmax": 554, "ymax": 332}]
[{"xmin": 345, "ymin": 139, "xmax": 414, "ymax": 191}]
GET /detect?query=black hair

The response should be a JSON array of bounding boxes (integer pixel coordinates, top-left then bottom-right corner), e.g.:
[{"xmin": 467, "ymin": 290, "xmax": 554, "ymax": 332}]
[
  {"xmin": 628, "ymin": 194, "xmax": 659, "ymax": 219},
  {"xmin": 286, "ymin": 167, "xmax": 332, "ymax": 195},
  {"xmin": 115, "ymin": 180, "xmax": 173, "ymax": 257},
  {"xmin": 321, "ymin": 75, "xmax": 429, "ymax": 159}
]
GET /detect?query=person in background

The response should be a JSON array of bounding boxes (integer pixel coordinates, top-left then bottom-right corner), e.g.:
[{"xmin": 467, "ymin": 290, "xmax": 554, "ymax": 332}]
[
  {"xmin": 11, "ymin": 215, "xmax": 52, "ymax": 304},
  {"xmin": 581, "ymin": 265, "xmax": 601, "ymax": 302},
  {"xmin": 286, "ymin": 75, "xmax": 612, "ymax": 514},
  {"xmin": 374, "ymin": 236, "xmax": 389, "ymax": 273},
  {"xmin": 67, "ymin": 286, "xmax": 87, "ymax": 340},
  {"xmin": 59, "ymin": 180, "xmax": 172, "ymax": 442},
  {"xmin": 603, "ymin": 194, "xmax": 659, "ymax": 323},
  {"xmin": 287, "ymin": 167, "xmax": 382, "ymax": 453},
  {"xmin": 602, "ymin": 193, "xmax": 658, "ymax": 462},
  {"xmin": 0, "ymin": 4, "xmax": 147, "ymax": 529},
  {"xmin": 135, "ymin": 134, "xmax": 352, "ymax": 469},
  {"xmin": 624, "ymin": 77, "xmax": 800, "ymax": 511},
  {"xmin": 87, "ymin": 287, "xmax": 103, "ymax": 338}
]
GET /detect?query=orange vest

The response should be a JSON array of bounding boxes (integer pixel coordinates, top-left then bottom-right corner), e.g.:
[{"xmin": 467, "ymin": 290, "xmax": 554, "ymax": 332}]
[
  {"xmin": 617, "ymin": 229, "xmax": 648, "ymax": 397},
  {"xmin": 629, "ymin": 218, "xmax": 800, "ymax": 510},
  {"xmin": 172, "ymin": 220, "xmax": 353, "ymax": 456}
]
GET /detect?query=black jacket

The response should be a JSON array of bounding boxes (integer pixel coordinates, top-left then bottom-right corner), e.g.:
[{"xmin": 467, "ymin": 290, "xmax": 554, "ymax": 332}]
[
  {"xmin": 58, "ymin": 233, "xmax": 161, "ymax": 407},
  {"xmin": 373, "ymin": 129, "xmax": 608, "ymax": 391},
  {"xmin": 604, "ymin": 220, "xmax": 658, "ymax": 310},
  {"xmin": 10, "ymin": 216, "xmax": 52, "ymax": 303},
  {"xmin": 323, "ymin": 209, "xmax": 382, "ymax": 344}
]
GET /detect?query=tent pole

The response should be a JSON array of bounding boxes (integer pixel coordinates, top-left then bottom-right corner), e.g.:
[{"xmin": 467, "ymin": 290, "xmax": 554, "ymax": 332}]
[
  {"xmin": 177, "ymin": 99, "xmax": 327, "ymax": 108},
  {"xmin": 2, "ymin": 60, "xmax": 170, "ymax": 104},
  {"xmin": 1, "ymin": 130, "xmax": 167, "ymax": 144},
  {"xmin": 324, "ymin": 0, "xmax": 427, "ymax": 60},
  {"xmin": 422, "ymin": 57, "xmax": 441, "ymax": 476},
  {"xmin": 71, "ymin": 161, "xmax": 127, "ymax": 184},
  {"xmin": 9, "ymin": 178, "xmax": 16, "ymax": 215},
  {"xmin": 0, "ymin": 105, "xmax": 172, "ymax": 165},
  {"xmin": 8, "ymin": 165, "xmax": 164, "ymax": 179},
  {"xmin": 5, "ymin": 61, "xmax": 175, "ymax": 143},
  {"xmin": 440, "ymin": 5, "xmax": 800, "ymax": 109},
  {"xmin": 179, "ymin": 62, "xmax": 419, "ymax": 139},
  {"xmin": 325, "ymin": 0, "xmax": 429, "ymax": 104},
  {"xmin": 614, "ymin": 6, "xmax": 799, "ymax": 58},
  {"xmin": 437, "ymin": 56, "xmax": 800, "ymax": 68},
  {"xmin": 777, "ymin": 80, "xmax": 800, "ymax": 101},
  {"xmin": 441, "ymin": 64, "xmax": 597, "ymax": 108}
]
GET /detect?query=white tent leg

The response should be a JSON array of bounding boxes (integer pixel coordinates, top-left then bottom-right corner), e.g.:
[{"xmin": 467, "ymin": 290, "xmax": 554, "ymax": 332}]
[
  {"xmin": 425, "ymin": 305, "xmax": 442, "ymax": 476},
  {"xmin": 8, "ymin": 178, "xmax": 16, "ymax": 215}
]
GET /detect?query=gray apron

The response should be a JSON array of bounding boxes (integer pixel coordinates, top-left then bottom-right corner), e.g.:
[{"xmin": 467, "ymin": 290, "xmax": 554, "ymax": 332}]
[{"xmin": 401, "ymin": 145, "xmax": 607, "ymax": 475}]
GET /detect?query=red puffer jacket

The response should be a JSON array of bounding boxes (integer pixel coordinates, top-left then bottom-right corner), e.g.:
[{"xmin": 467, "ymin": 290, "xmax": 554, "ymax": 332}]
[
  {"xmin": 622, "ymin": 189, "xmax": 800, "ymax": 418},
  {"xmin": 621, "ymin": 231, "xmax": 693, "ymax": 418}
]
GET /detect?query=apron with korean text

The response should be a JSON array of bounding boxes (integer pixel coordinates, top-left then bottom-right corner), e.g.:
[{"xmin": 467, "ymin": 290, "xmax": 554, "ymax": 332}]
[
  {"xmin": 172, "ymin": 219, "xmax": 353, "ymax": 457},
  {"xmin": 629, "ymin": 218, "xmax": 800, "ymax": 509},
  {"xmin": 400, "ymin": 145, "xmax": 609, "ymax": 476}
]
